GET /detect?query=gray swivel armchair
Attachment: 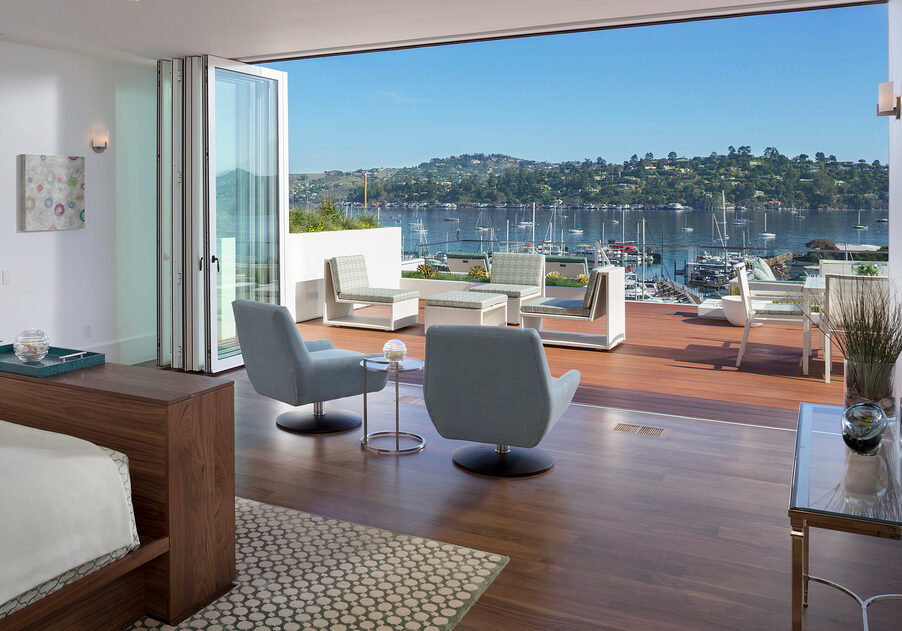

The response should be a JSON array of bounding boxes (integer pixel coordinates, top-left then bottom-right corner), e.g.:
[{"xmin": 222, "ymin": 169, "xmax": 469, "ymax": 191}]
[
  {"xmin": 423, "ymin": 325, "xmax": 580, "ymax": 477},
  {"xmin": 232, "ymin": 299, "xmax": 388, "ymax": 434}
]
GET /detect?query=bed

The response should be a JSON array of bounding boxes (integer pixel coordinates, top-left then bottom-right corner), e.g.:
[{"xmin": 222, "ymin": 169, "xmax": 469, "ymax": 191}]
[
  {"xmin": 0, "ymin": 421, "xmax": 141, "ymax": 620},
  {"xmin": 0, "ymin": 363, "xmax": 235, "ymax": 631}
]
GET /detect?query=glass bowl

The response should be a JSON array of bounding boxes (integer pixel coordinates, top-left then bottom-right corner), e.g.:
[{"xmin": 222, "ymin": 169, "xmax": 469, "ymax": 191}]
[
  {"xmin": 842, "ymin": 403, "xmax": 888, "ymax": 456},
  {"xmin": 13, "ymin": 329, "xmax": 50, "ymax": 363}
]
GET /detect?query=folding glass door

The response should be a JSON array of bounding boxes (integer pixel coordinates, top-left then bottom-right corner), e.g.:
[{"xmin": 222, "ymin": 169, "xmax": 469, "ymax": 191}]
[
  {"xmin": 205, "ymin": 58, "xmax": 287, "ymax": 372},
  {"xmin": 157, "ymin": 56, "xmax": 287, "ymax": 373}
]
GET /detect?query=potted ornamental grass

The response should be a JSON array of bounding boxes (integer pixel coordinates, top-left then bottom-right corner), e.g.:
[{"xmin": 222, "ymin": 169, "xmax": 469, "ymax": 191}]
[
  {"xmin": 821, "ymin": 278, "xmax": 902, "ymax": 454},
  {"xmin": 827, "ymin": 280, "xmax": 902, "ymax": 414}
]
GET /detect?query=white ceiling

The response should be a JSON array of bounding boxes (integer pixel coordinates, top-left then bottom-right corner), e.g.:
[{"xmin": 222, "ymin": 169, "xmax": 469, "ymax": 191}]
[{"xmin": 0, "ymin": 0, "xmax": 875, "ymax": 62}]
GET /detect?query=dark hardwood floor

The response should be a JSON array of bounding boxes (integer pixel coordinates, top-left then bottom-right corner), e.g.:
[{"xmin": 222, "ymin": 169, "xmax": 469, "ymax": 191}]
[
  {"xmin": 229, "ymin": 367, "xmax": 902, "ymax": 630},
  {"xmin": 296, "ymin": 302, "xmax": 844, "ymax": 429}
]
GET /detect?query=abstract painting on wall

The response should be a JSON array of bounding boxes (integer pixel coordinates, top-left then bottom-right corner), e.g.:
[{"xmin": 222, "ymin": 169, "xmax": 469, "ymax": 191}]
[{"xmin": 17, "ymin": 154, "xmax": 86, "ymax": 232}]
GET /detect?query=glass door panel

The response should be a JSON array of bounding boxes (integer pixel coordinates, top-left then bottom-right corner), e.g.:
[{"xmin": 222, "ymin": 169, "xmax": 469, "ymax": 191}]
[{"xmin": 205, "ymin": 58, "xmax": 287, "ymax": 372}]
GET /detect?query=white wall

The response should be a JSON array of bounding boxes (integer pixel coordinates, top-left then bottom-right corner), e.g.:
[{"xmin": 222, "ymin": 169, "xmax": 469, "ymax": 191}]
[
  {"xmin": 286, "ymin": 227, "xmax": 402, "ymax": 321},
  {"xmin": 0, "ymin": 41, "xmax": 157, "ymax": 363},
  {"xmin": 891, "ymin": 1, "xmax": 902, "ymax": 290}
]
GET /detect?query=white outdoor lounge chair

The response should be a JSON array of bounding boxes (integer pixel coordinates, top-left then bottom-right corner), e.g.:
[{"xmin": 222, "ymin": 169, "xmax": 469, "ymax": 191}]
[
  {"xmin": 519, "ymin": 266, "xmax": 625, "ymax": 351},
  {"xmin": 733, "ymin": 262, "xmax": 811, "ymax": 371},
  {"xmin": 324, "ymin": 255, "xmax": 420, "ymax": 331},
  {"xmin": 469, "ymin": 252, "xmax": 545, "ymax": 324}
]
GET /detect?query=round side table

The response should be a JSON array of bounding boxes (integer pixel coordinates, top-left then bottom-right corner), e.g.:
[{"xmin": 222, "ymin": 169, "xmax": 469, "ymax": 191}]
[{"xmin": 361, "ymin": 356, "xmax": 425, "ymax": 455}]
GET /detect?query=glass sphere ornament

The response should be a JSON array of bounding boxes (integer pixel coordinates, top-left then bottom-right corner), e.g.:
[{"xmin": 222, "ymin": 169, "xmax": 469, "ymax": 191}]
[{"xmin": 382, "ymin": 339, "xmax": 407, "ymax": 363}]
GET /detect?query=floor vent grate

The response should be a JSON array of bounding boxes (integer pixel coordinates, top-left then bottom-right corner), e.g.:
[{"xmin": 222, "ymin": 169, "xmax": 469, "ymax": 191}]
[{"xmin": 613, "ymin": 423, "xmax": 665, "ymax": 438}]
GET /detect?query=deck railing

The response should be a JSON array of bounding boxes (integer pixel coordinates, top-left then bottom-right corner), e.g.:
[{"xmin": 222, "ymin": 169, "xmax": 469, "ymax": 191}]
[{"xmin": 400, "ymin": 237, "xmax": 888, "ymax": 304}]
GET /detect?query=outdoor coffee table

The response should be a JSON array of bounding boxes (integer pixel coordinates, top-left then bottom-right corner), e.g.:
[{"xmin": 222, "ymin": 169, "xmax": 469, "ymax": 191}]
[
  {"xmin": 361, "ymin": 355, "xmax": 425, "ymax": 455},
  {"xmin": 789, "ymin": 402, "xmax": 902, "ymax": 630},
  {"xmin": 423, "ymin": 290, "xmax": 507, "ymax": 330}
]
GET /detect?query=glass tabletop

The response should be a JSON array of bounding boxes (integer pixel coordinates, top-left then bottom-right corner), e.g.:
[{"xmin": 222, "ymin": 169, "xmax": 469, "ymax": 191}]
[
  {"xmin": 360, "ymin": 356, "xmax": 424, "ymax": 373},
  {"xmin": 791, "ymin": 403, "xmax": 902, "ymax": 526}
]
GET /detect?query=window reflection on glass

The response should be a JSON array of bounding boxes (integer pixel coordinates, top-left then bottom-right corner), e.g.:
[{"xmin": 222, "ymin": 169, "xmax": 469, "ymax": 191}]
[{"xmin": 215, "ymin": 69, "xmax": 280, "ymax": 360}]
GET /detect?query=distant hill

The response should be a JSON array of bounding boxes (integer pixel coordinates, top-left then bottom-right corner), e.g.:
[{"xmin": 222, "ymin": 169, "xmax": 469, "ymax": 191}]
[{"xmin": 290, "ymin": 150, "xmax": 888, "ymax": 210}]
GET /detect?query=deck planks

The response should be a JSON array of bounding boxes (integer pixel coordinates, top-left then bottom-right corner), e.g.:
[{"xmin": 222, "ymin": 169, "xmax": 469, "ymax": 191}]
[
  {"xmin": 229, "ymin": 360, "xmax": 902, "ymax": 630},
  {"xmin": 296, "ymin": 301, "xmax": 843, "ymax": 429}
]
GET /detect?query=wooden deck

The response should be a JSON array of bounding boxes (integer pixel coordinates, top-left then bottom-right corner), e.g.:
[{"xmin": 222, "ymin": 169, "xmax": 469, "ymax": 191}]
[
  {"xmin": 231, "ymin": 373, "xmax": 902, "ymax": 630},
  {"xmin": 296, "ymin": 301, "xmax": 844, "ymax": 429},
  {"xmin": 218, "ymin": 301, "xmax": 899, "ymax": 630}
]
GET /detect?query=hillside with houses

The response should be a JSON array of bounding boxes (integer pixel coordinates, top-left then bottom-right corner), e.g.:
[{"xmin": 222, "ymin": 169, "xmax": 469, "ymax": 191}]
[{"xmin": 289, "ymin": 149, "xmax": 888, "ymax": 210}]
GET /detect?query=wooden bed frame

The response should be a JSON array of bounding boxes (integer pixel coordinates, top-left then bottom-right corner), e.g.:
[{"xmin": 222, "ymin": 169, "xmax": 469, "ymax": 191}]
[{"xmin": 0, "ymin": 364, "xmax": 235, "ymax": 631}]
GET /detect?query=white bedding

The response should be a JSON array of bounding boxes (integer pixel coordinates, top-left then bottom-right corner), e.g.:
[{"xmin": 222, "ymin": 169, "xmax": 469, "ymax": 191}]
[{"xmin": 0, "ymin": 420, "xmax": 139, "ymax": 612}]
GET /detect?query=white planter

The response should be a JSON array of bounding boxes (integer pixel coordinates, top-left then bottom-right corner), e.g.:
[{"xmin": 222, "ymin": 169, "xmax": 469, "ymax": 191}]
[
  {"xmin": 286, "ymin": 227, "xmax": 401, "ymax": 322},
  {"xmin": 697, "ymin": 298, "xmax": 726, "ymax": 321},
  {"xmin": 721, "ymin": 295, "xmax": 763, "ymax": 327},
  {"xmin": 400, "ymin": 277, "xmax": 475, "ymax": 298},
  {"xmin": 545, "ymin": 286, "xmax": 585, "ymax": 300}
]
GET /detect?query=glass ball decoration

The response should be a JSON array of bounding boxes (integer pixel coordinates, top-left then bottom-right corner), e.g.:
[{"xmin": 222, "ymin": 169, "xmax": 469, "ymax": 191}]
[
  {"xmin": 842, "ymin": 403, "xmax": 888, "ymax": 456},
  {"xmin": 382, "ymin": 339, "xmax": 407, "ymax": 363},
  {"xmin": 13, "ymin": 329, "xmax": 50, "ymax": 363}
]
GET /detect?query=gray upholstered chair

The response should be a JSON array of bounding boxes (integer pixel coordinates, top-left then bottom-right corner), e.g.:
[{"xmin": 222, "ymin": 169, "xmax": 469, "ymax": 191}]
[
  {"xmin": 468, "ymin": 252, "xmax": 545, "ymax": 323},
  {"xmin": 232, "ymin": 299, "xmax": 388, "ymax": 434},
  {"xmin": 423, "ymin": 325, "xmax": 580, "ymax": 476}
]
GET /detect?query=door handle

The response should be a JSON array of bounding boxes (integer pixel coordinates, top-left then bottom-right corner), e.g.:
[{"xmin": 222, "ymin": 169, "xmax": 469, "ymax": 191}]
[{"xmin": 211, "ymin": 255, "xmax": 220, "ymax": 272}]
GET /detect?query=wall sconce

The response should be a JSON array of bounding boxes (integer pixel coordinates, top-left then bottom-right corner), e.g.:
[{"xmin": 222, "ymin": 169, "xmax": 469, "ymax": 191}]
[
  {"xmin": 91, "ymin": 128, "xmax": 109, "ymax": 153},
  {"xmin": 877, "ymin": 81, "xmax": 900, "ymax": 119}
]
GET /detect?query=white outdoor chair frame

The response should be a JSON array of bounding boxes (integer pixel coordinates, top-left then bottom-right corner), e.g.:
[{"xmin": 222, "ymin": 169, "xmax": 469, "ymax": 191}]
[
  {"xmin": 734, "ymin": 262, "xmax": 812, "ymax": 372},
  {"xmin": 323, "ymin": 259, "xmax": 419, "ymax": 331},
  {"xmin": 519, "ymin": 266, "xmax": 626, "ymax": 351}
]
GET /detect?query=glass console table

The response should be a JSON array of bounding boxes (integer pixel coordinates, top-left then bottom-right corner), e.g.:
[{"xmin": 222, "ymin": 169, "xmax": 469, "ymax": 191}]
[
  {"xmin": 790, "ymin": 402, "xmax": 902, "ymax": 630},
  {"xmin": 361, "ymin": 356, "xmax": 425, "ymax": 455}
]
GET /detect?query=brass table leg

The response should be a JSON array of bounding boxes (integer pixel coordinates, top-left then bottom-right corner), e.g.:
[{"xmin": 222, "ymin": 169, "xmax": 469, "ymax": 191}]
[
  {"xmin": 791, "ymin": 518, "xmax": 806, "ymax": 631},
  {"xmin": 802, "ymin": 522, "xmax": 809, "ymax": 607}
]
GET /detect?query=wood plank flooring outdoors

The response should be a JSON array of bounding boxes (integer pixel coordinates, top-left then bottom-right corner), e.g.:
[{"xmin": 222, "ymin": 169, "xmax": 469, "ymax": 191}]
[
  {"xmin": 296, "ymin": 301, "xmax": 844, "ymax": 429},
  {"xmin": 231, "ymin": 375, "xmax": 902, "ymax": 630}
]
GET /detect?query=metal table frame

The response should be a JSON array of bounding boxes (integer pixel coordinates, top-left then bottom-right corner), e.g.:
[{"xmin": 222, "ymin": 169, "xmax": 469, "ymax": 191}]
[
  {"xmin": 790, "ymin": 403, "xmax": 902, "ymax": 630},
  {"xmin": 361, "ymin": 356, "xmax": 425, "ymax": 455}
]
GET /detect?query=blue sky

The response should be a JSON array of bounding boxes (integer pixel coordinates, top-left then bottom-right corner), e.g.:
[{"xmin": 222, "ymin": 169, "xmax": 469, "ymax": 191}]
[{"xmin": 265, "ymin": 4, "xmax": 888, "ymax": 174}]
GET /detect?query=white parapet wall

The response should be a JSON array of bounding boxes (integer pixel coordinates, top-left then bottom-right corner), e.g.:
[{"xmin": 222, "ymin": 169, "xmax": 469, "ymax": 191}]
[{"xmin": 286, "ymin": 227, "xmax": 402, "ymax": 322}]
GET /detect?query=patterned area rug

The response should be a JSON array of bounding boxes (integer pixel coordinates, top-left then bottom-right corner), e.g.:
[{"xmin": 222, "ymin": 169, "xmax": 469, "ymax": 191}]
[{"xmin": 130, "ymin": 498, "xmax": 508, "ymax": 631}]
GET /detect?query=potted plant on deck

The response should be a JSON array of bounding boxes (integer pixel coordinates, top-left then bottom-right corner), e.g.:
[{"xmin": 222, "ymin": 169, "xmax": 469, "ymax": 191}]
[{"xmin": 821, "ymin": 278, "xmax": 902, "ymax": 452}]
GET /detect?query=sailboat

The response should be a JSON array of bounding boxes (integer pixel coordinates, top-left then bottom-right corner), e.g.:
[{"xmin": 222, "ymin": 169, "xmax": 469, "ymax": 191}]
[
  {"xmin": 682, "ymin": 215, "xmax": 693, "ymax": 232},
  {"xmin": 720, "ymin": 191, "xmax": 730, "ymax": 241},
  {"xmin": 759, "ymin": 212, "xmax": 775, "ymax": 239},
  {"xmin": 854, "ymin": 209, "xmax": 868, "ymax": 230},
  {"xmin": 475, "ymin": 209, "xmax": 490, "ymax": 232},
  {"xmin": 568, "ymin": 215, "xmax": 583, "ymax": 235}
]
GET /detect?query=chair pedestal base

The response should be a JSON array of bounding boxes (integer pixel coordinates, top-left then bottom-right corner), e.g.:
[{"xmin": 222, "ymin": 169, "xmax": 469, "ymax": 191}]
[
  {"xmin": 276, "ymin": 408, "xmax": 362, "ymax": 434},
  {"xmin": 451, "ymin": 445, "xmax": 554, "ymax": 477}
]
